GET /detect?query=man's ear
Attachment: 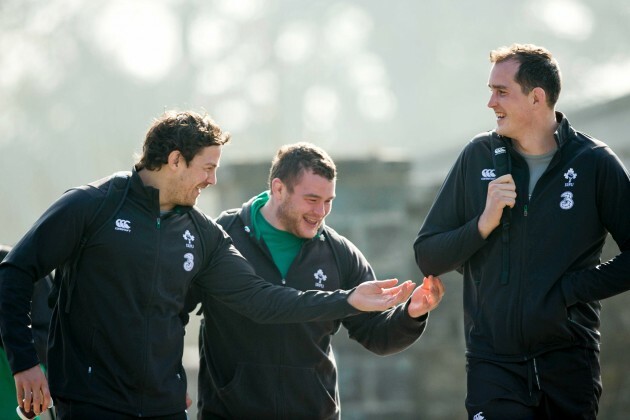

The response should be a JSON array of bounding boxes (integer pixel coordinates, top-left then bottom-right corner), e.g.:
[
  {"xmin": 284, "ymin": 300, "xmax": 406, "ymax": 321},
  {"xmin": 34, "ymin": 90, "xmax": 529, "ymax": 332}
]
[
  {"xmin": 167, "ymin": 151, "xmax": 182, "ymax": 170},
  {"xmin": 532, "ymin": 87, "xmax": 546, "ymax": 106},
  {"xmin": 270, "ymin": 178, "xmax": 285, "ymax": 197}
]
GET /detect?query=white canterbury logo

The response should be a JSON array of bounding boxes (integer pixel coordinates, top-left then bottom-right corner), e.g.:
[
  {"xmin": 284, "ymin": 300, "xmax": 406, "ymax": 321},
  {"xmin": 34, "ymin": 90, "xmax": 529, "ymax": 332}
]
[
  {"xmin": 115, "ymin": 219, "xmax": 131, "ymax": 233},
  {"xmin": 494, "ymin": 146, "xmax": 506, "ymax": 155},
  {"xmin": 481, "ymin": 168, "xmax": 496, "ymax": 180}
]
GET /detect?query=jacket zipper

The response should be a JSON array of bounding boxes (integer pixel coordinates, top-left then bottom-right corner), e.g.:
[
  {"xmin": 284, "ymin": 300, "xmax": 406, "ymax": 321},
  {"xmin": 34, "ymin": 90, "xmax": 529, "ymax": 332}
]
[
  {"xmin": 516, "ymin": 176, "xmax": 529, "ymax": 351},
  {"xmin": 138, "ymin": 215, "xmax": 162, "ymax": 415}
]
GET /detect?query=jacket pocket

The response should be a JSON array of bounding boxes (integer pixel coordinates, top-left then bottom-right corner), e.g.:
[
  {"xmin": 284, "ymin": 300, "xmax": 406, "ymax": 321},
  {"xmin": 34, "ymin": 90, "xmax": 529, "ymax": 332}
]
[
  {"xmin": 219, "ymin": 363, "xmax": 338, "ymax": 419},
  {"xmin": 522, "ymin": 282, "xmax": 574, "ymax": 349}
]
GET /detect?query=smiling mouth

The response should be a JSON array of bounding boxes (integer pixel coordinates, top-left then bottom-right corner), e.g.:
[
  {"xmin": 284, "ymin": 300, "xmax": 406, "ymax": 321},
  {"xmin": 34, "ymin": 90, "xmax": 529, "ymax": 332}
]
[{"xmin": 304, "ymin": 217, "xmax": 320, "ymax": 227}]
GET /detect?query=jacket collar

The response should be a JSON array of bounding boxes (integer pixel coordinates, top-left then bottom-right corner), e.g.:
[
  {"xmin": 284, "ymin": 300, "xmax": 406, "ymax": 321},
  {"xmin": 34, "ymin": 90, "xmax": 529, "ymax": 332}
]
[
  {"xmin": 491, "ymin": 111, "xmax": 575, "ymax": 150},
  {"xmin": 553, "ymin": 111, "xmax": 576, "ymax": 148},
  {"xmin": 130, "ymin": 166, "xmax": 194, "ymax": 215}
]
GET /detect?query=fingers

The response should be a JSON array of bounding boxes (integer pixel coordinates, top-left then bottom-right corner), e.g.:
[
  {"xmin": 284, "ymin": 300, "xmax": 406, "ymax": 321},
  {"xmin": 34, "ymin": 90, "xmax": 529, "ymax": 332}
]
[
  {"xmin": 349, "ymin": 279, "xmax": 418, "ymax": 312},
  {"xmin": 20, "ymin": 388, "xmax": 47, "ymax": 415},
  {"xmin": 15, "ymin": 366, "xmax": 51, "ymax": 415},
  {"xmin": 20, "ymin": 388, "xmax": 32, "ymax": 413},
  {"xmin": 19, "ymin": 388, "xmax": 40, "ymax": 415},
  {"xmin": 388, "ymin": 281, "xmax": 415, "ymax": 304},
  {"xmin": 382, "ymin": 280, "xmax": 413, "ymax": 294},
  {"xmin": 479, "ymin": 175, "xmax": 516, "ymax": 238},
  {"xmin": 493, "ymin": 174, "xmax": 515, "ymax": 185},
  {"xmin": 488, "ymin": 174, "xmax": 517, "ymax": 209},
  {"xmin": 407, "ymin": 275, "xmax": 445, "ymax": 318},
  {"xmin": 25, "ymin": 389, "xmax": 51, "ymax": 416},
  {"xmin": 403, "ymin": 280, "xmax": 417, "ymax": 297},
  {"xmin": 426, "ymin": 275, "xmax": 445, "ymax": 298},
  {"xmin": 426, "ymin": 275, "xmax": 445, "ymax": 304},
  {"xmin": 371, "ymin": 278, "xmax": 400, "ymax": 288}
]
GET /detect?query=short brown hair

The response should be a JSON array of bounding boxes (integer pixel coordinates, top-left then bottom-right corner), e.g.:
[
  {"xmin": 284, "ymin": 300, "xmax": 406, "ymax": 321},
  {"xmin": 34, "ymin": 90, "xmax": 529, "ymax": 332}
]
[
  {"xmin": 490, "ymin": 43, "xmax": 562, "ymax": 107},
  {"xmin": 268, "ymin": 142, "xmax": 336, "ymax": 192},
  {"xmin": 137, "ymin": 110, "xmax": 231, "ymax": 171}
]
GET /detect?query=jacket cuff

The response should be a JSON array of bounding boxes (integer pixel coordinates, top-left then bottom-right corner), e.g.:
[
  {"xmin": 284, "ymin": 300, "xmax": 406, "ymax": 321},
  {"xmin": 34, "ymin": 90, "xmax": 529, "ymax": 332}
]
[
  {"xmin": 402, "ymin": 300, "xmax": 429, "ymax": 323},
  {"xmin": 345, "ymin": 289, "xmax": 363, "ymax": 316},
  {"xmin": 8, "ymin": 348, "xmax": 40, "ymax": 376}
]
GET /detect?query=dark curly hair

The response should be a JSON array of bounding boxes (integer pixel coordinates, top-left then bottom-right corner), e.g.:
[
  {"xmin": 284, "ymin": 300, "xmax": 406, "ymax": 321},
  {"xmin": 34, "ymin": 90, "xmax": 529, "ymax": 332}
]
[
  {"xmin": 137, "ymin": 110, "xmax": 231, "ymax": 171},
  {"xmin": 268, "ymin": 142, "xmax": 336, "ymax": 192},
  {"xmin": 490, "ymin": 43, "xmax": 562, "ymax": 108}
]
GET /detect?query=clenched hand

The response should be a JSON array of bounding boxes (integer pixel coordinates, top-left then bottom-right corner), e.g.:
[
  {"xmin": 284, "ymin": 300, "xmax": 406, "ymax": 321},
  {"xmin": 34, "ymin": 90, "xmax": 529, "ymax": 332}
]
[{"xmin": 478, "ymin": 174, "xmax": 516, "ymax": 239}]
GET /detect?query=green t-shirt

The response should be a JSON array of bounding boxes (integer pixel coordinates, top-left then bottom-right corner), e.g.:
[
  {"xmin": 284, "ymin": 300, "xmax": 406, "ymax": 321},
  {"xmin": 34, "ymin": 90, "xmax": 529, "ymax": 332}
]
[{"xmin": 250, "ymin": 191, "xmax": 305, "ymax": 278}]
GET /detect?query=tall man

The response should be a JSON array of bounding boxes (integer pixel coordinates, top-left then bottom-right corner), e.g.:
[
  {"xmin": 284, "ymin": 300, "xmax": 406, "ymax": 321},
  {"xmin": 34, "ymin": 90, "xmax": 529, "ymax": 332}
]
[
  {"xmin": 0, "ymin": 110, "xmax": 416, "ymax": 419},
  {"xmin": 414, "ymin": 43, "xmax": 630, "ymax": 419},
  {"xmin": 189, "ymin": 142, "xmax": 444, "ymax": 419}
]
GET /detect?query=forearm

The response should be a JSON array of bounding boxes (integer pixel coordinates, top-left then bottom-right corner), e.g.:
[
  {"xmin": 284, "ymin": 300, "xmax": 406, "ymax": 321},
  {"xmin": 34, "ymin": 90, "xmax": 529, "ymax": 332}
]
[
  {"xmin": 414, "ymin": 216, "xmax": 486, "ymax": 276},
  {"xmin": 344, "ymin": 303, "xmax": 428, "ymax": 356},
  {"xmin": 0, "ymin": 265, "xmax": 40, "ymax": 373},
  {"xmin": 227, "ymin": 279, "xmax": 358, "ymax": 323},
  {"xmin": 561, "ymin": 249, "xmax": 630, "ymax": 305},
  {"xmin": 200, "ymin": 250, "xmax": 359, "ymax": 323}
]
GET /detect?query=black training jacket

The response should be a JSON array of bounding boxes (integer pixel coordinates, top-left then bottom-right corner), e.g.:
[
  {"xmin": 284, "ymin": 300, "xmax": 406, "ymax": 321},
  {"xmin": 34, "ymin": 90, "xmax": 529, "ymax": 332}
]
[
  {"xmin": 0, "ymin": 168, "xmax": 358, "ymax": 417},
  {"xmin": 414, "ymin": 113, "xmax": 630, "ymax": 361},
  {"xmin": 189, "ymin": 195, "xmax": 427, "ymax": 419}
]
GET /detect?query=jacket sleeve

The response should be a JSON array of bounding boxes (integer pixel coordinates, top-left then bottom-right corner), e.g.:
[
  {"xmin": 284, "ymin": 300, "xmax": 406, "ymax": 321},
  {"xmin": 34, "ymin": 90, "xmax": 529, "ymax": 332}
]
[
  {"xmin": 339, "ymin": 238, "xmax": 428, "ymax": 356},
  {"xmin": 561, "ymin": 147, "xmax": 630, "ymax": 304},
  {"xmin": 193, "ymin": 222, "xmax": 360, "ymax": 323},
  {"xmin": 30, "ymin": 274, "xmax": 54, "ymax": 366},
  {"xmin": 0, "ymin": 188, "xmax": 95, "ymax": 374},
  {"xmin": 414, "ymin": 144, "xmax": 488, "ymax": 277}
]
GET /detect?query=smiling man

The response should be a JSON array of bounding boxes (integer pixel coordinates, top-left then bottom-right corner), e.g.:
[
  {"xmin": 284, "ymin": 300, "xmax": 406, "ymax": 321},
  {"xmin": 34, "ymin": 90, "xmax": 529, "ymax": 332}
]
[
  {"xmin": 0, "ymin": 112, "xmax": 417, "ymax": 420},
  {"xmin": 187, "ymin": 142, "xmax": 444, "ymax": 419},
  {"xmin": 414, "ymin": 44, "xmax": 630, "ymax": 419}
]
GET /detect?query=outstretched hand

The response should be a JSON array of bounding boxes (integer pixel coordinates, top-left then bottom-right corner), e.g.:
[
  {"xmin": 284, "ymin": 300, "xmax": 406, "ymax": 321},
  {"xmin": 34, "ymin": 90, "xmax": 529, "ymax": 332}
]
[
  {"xmin": 407, "ymin": 275, "xmax": 445, "ymax": 318},
  {"xmin": 348, "ymin": 279, "xmax": 415, "ymax": 312}
]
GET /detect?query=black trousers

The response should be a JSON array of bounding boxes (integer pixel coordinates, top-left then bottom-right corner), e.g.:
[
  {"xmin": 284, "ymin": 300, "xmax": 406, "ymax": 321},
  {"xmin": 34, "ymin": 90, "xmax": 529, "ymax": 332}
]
[
  {"xmin": 465, "ymin": 346, "xmax": 602, "ymax": 420},
  {"xmin": 55, "ymin": 397, "xmax": 188, "ymax": 420}
]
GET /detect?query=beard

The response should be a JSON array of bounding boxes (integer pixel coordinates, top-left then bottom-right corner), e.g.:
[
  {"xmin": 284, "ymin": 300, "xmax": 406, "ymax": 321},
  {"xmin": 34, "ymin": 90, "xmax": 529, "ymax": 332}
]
[
  {"xmin": 276, "ymin": 199, "xmax": 320, "ymax": 238},
  {"xmin": 276, "ymin": 199, "xmax": 300, "ymax": 236}
]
